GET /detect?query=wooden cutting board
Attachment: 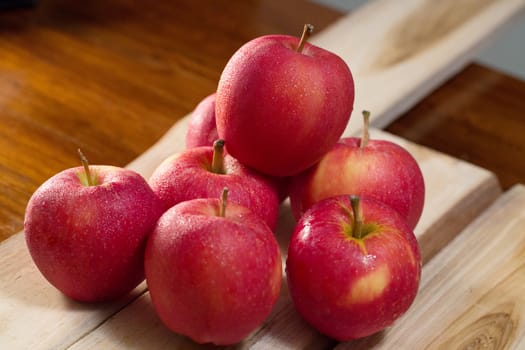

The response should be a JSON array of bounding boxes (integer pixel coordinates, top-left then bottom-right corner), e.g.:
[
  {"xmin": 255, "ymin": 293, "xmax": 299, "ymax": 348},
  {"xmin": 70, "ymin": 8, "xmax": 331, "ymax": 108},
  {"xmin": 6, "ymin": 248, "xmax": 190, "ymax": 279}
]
[
  {"xmin": 1, "ymin": 0, "xmax": 524, "ymax": 349},
  {"xmin": 337, "ymin": 184, "xmax": 525, "ymax": 349},
  {"xmin": 0, "ymin": 127, "xmax": 501, "ymax": 350}
]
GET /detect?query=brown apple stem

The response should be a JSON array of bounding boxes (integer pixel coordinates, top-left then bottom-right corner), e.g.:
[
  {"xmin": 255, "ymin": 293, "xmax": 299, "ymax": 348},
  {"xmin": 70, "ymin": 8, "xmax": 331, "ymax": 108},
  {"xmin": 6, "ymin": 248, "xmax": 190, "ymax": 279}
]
[
  {"xmin": 77, "ymin": 149, "xmax": 94, "ymax": 186},
  {"xmin": 211, "ymin": 139, "xmax": 225, "ymax": 174},
  {"xmin": 361, "ymin": 110, "xmax": 371, "ymax": 149},
  {"xmin": 219, "ymin": 187, "xmax": 229, "ymax": 217},
  {"xmin": 296, "ymin": 24, "xmax": 314, "ymax": 53},
  {"xmin": 350, "ymin": 195, "xmax": 363, "ymax": 239}
]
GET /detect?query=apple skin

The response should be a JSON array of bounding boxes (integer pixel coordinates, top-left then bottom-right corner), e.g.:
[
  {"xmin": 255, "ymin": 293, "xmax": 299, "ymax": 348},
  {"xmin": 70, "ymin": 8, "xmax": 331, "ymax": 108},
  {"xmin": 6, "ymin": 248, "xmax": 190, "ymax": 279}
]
[
  {"xmin": 24, "ymin": 166, "xmax": 164, "ymax": 302},
  {"xmin": 145, "ymin": 197, "xmax": 282, "ymax": 345},
  {"xmin": 186, "ymin": 93, "xmax": 219, "ymax": 149},
  {"xmin": 216, "ymin": 34, "xmax": 354, "ymax": 177},
  {"xmin": 286, "ymin": 195, "xmax": 421, "ymax": 340},
  {"xmin": 289, "ymin": 137, "xmax": 425, "ymax": 229},
  {"xmin": 185, "ymin": 93, "xmax": 289, "ymax": 203},
  {"xmin": 148, "ymin": 145, "xmax": 279, "ymax": 229}
]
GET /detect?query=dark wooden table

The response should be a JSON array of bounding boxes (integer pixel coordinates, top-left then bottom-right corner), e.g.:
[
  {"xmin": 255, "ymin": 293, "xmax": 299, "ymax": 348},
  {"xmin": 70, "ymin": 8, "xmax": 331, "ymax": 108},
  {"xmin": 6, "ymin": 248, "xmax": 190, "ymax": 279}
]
[{"xmin": 1, "ymin": 0, "xmax": 524, "ymax": 242}]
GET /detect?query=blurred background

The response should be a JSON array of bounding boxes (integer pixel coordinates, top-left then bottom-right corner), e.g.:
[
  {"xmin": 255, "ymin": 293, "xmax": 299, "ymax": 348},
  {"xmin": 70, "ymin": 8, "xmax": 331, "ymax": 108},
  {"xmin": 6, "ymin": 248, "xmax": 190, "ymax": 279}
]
[
  {"xmin": 1, "ymin": 0, "xmax": 523, "ymax": 240},
  {"xmin": 314, "ymin": 0, "xmax": 525, "ymax": 80}
]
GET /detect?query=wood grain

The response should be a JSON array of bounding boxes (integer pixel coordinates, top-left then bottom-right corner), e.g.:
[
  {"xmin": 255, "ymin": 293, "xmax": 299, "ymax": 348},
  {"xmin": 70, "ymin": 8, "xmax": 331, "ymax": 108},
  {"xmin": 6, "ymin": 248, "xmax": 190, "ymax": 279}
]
[
  {"xmin": 369, "ymin": 130, "xmax": 502, "ymax": 265},
  {"xmin": 371, "ymin": 0, "xmax": 497, "ymax": 69},
  {"xmin": 387, "ymin": 63, "xmax": 525, "ymax": 191},
  {"xmin": 61, "ymin": 128, "xmax": 501, "ymax": 350},
  {"xmin": 336, "ymin": 184, "xmax": 525, "ymax": 349},
  {"xmin": 0, "ymin": 122, "xmax": 500, "ymax": 349},
  {"xmin": 0, "ymin": 0, "xmax": 342, "ymax": 241},
  {"xmin": 312, "ymin": 0, "xmax": 525, "ymax": 137},
  {"xmin": 0, "ymin": 0, "xmax": 523, "ymax": 348},
  {"xmin": 0, "ymin": 232, "xmax": 147, "ymax": 349},
  {"xmin": 2, "ymin": 0, "xmax": 525, "ymax": 241}
]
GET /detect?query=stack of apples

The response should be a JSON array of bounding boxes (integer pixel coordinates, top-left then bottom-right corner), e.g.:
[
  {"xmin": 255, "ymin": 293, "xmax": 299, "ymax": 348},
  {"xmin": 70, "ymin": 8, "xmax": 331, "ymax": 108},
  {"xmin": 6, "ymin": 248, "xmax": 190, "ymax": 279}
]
[{"xmin": 24, "ymin": 24, "xmax": 424, "ymax": 345}]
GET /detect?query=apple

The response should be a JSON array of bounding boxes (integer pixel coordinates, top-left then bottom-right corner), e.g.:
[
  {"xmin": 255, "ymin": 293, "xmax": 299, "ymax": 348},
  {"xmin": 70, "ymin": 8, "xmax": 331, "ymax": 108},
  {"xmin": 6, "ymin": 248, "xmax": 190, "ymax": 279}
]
[
  {"xmin": 186, "ymin": 93, "xmax": 219, "ymax": 149},
  {"xmin": 24, "ymin": 150, "xmax": 164, "ymax": 302},
  {"xmin": 148, "ymin": 139, "xmax": 279, "ymax": 229},
  {"xmin": 289, "ymin": 111, "xmax": 425, "ymax": 229},
  {"xmin": 185, "ymin": 96, "xmax": 290, "ymax": 202},
  {"xmin": 145, "ymin": 188, "xmax": 282, "ymax": 345},
  {"xmin": 183, "ymin": 93, "xmax": 288, "ymax": 202},
  {"xmin": 286, "ymin": 195, "xmax": 421, "ymax": 340},
  {"xmin": 216, "ymin": 24, "xmax": 354, "ymax": 176}
]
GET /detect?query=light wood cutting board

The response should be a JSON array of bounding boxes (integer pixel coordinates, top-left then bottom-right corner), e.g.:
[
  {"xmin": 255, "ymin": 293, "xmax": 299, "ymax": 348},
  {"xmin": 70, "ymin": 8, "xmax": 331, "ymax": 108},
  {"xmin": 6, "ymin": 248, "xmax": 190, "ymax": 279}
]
[
  {"xmin": 0, "ymin": 127, "xmax": 501, "ymax": 350},
  {"xmin": 336, "ymin": 184, "xmax": 525, "ymax": 349},
  {"xmin": 1, "ymin": 0, "xmax": 524, "ymax": 349},
  {"xmin": 49, "ymin": 130, "xmax": 502, "ymax": 350}
]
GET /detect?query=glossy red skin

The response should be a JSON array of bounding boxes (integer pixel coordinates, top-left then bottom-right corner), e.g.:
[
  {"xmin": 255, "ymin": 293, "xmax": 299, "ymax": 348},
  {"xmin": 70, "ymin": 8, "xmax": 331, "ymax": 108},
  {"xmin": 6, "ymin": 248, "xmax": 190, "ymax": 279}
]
[
  {"xmin": 184, "ymin": 92, "xmax": 291, "ymax": 202},
  {"xmin": 286, "ymin": 196, "xmax": 421, "ymax": 340},
  {"xmin": 289, "ymin": 137, "xmax": 425, "ymax": 229},
  {"xmin": 216, "ymin": 34, "xmax": 354, "ymax": 177},
  {"xmin": 145, "ymin": 198, "xmax": 282, "ymax": 345},
  {"xmin": 186, "ymin": 93, "xmax": 219, "ymax": 149},
  {"xmin": 24, "ymin": 166, "xmax": 164, "ymax": 302},
  {"xmin": 148, "ymin": 146, "xmax": 279, "ymax": 229},
  {"xmin": 183, "ymin": 92, "xmax": 289, "ymax": 203}
]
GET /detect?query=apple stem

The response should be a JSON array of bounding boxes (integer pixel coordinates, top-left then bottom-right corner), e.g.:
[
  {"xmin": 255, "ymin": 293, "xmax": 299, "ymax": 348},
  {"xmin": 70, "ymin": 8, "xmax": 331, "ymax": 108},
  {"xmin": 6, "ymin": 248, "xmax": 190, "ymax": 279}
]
[
  {"xmin": 211, "ymin": 139, "xmax": 225, "ymax": 174},
  {"xmin": 219, "ymin": 187, "xmax": 229, "ymax": 217},
  {"xmin": 77, "ymin": 149, "xmax": 94, "ymax": 186},
  {"xmin": 350, "ymin": 195, "xmax": 363, "ymax": 239},
  {"xmin": 296, "ymin": 24, "xmax": 314, "ymax": 53},
  {"xmin": 360, "ymin": 110, "xmax": 371, "ymax": 149}
]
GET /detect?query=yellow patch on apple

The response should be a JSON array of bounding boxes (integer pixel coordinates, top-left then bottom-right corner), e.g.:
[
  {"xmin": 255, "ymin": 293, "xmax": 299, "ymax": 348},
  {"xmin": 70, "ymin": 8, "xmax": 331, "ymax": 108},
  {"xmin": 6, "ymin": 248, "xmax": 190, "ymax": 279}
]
[{"xmin": 346, "ymin": 264, "xmax": 390, "ymax": 305}]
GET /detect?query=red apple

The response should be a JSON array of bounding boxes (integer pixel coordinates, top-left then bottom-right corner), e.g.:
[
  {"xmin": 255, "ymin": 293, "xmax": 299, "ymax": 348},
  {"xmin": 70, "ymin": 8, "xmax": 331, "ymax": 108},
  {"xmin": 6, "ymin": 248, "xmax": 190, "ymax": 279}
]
[
  {"xmin": 148, "ymin": 140, "xmax": 279, "ymax": 229},
  {"xmin": 145, "ymin": 189, "xmax": 282, "ymax": 345},
  {"xmin": 186, "ymin": 93, "xmax": 219, "ymax": 149},
  {"xmin": 24, "ymin": 151, "xmax": 164, "ymax": 302},
  {"xmin": 289, "ymin": 111, "xmax": 425, "ymax": 229},
  {"xmin": 286, "ymin": 195, "xmax": 421, "ymax": 340},
  {"xmin": 185, "ymin": 94, "xmax": 290, "ymax": 202},
  {"xmin": 216, "ymin": 24, "xmax": 354, "ymax": 176}
]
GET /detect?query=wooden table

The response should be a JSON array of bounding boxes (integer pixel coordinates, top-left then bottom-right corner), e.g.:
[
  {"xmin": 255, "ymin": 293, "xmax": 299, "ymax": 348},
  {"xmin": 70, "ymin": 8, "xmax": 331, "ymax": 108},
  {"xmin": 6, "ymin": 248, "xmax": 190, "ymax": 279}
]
[{"xmin": 1, "ymin": 0, "xmax": 525, "ymax": 348}]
